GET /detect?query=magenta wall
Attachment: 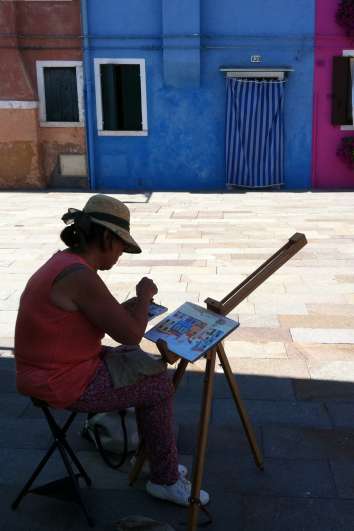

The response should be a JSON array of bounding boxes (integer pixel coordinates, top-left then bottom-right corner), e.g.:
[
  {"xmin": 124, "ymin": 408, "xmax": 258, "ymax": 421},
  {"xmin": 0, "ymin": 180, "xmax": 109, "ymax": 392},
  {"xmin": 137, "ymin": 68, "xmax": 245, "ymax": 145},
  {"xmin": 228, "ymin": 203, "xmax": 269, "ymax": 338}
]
[{"xmin": 313, "ymin": 0, "xmax": 354, "ymax": 188}]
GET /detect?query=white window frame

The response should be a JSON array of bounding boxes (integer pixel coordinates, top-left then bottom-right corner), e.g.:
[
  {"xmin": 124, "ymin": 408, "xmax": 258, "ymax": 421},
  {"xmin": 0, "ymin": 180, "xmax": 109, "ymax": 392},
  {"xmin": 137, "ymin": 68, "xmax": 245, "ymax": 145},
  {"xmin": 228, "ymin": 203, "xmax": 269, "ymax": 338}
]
[
  {"xmin": 94, "ymin": 58, "xmax": 148, "ymax": 136},
  {"xmin": 36, "ymin": 60, "xmax": 85, "ymax": 127},
  {"xmin": 341, "ymin": 51, "xmax": 354, "ymax": 131}
]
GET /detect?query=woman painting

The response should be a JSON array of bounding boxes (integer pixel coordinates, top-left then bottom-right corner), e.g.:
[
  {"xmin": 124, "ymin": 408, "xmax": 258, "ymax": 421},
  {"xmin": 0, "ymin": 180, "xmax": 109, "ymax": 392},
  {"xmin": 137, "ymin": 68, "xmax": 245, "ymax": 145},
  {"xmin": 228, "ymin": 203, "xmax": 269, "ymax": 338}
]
[{"xmin": 14, "ymin": 194, "xmax": 209, "ymax": 507}]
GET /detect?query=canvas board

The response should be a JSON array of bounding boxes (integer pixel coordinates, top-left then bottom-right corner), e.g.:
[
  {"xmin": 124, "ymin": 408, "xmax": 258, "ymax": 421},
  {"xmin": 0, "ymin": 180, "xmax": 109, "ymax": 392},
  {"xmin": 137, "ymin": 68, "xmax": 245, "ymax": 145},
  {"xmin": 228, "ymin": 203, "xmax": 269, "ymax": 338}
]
[{"xmin": 144, "ymin": 302, "xmax": 239, "ymax": 362}]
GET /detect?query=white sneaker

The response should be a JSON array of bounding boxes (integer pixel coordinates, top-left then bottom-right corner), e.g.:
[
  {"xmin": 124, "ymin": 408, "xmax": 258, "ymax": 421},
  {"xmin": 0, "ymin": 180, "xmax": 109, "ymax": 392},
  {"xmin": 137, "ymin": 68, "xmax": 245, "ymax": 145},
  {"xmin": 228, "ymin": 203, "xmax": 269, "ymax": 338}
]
[
  {"xmin": 146, "ymin": 477, "xmax": 210, "ymax": 507},
  {"xmin": 130, "ymin": 457, "xmax": 188, "ymax": 478},
  {"xmin": 177, "ymin": 464, "xmax": 188, "ymax": 478}
]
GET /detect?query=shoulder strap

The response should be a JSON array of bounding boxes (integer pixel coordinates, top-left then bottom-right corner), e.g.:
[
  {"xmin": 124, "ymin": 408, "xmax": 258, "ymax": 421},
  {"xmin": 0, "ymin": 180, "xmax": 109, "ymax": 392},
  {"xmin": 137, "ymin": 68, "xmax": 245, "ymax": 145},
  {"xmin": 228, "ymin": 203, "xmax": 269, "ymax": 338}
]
[
  {"xmin": 92, "ymin": 410, "xmax": 129, "ymax": 469},
  {"xmin": 52, "ymin": 263, "xmax": 88, "ymax": 286}
]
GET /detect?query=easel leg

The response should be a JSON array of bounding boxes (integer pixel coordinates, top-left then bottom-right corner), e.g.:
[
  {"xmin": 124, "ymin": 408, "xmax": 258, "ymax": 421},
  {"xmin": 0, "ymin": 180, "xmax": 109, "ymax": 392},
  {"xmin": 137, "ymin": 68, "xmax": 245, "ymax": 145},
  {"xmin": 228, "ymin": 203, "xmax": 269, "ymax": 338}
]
[
  {"xmin": 188, "ymin": 350, "xmax": 216, "ymax": 531},
  {"xmin": 129, "ymin": 359, "xmax": 189, "ymax": 485},
  {"xmin": 217, "ymin": 343, "xmax": 263, "ymax": 469},
  {"xmin": 173, "ymin": 359, "xmax": 189, "ymax": 388},
  {"xmin": 128, "ymin": 441, "xmax": 146, "ymax": 486}
]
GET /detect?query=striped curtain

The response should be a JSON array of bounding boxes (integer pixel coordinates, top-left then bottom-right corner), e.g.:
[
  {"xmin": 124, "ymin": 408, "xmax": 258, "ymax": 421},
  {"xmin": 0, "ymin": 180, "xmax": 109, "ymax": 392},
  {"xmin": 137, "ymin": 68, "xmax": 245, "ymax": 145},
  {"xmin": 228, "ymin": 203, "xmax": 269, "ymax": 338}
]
[{"xmin": 226, "ymin": 78, "xmax": 286, "ymax": 188}]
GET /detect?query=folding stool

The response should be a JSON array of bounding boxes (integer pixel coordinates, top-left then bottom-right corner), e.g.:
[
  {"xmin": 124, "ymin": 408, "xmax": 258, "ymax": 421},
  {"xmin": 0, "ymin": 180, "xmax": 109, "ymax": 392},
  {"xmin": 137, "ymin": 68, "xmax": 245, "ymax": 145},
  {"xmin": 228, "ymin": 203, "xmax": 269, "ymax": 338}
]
[{"xmin": 11, "ymin": 397, "xmax": 95, "ymax": 527}]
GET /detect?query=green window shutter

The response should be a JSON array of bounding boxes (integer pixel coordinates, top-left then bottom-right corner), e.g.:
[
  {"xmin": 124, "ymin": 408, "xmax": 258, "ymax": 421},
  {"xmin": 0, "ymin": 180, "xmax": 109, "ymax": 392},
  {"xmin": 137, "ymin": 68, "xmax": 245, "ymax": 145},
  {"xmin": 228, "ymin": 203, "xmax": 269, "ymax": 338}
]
[
  {"xmin": 44, "ymin": 67, "xmax": 79, "ymax": 122},
  {"xmin": 332, "ymin": 56, "xmax": 352, "ymax": 126}
]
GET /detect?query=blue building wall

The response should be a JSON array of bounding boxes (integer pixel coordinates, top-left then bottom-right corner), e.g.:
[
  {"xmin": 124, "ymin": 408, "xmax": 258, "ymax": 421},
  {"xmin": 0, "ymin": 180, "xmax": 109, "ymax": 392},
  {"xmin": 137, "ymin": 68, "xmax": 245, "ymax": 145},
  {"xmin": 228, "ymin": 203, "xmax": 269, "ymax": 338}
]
[{"xmin": 83, "ymin": 0, "xmax": 315, "ymax": 190}]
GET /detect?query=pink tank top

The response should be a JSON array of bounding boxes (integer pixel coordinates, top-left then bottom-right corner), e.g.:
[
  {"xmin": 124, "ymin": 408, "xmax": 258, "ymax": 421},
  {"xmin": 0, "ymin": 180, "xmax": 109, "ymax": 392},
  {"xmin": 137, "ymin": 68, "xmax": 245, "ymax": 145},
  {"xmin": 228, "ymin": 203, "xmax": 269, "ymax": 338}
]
[{"xmin": 15, "ymin": 251, "xmax": 104, "ymax": 408}]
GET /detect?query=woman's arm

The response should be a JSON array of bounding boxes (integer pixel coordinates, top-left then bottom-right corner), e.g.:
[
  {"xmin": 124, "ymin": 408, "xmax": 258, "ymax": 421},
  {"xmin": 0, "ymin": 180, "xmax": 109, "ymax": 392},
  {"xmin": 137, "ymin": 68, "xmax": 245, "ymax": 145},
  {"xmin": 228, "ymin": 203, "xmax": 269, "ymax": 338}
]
[{"xmin": 51, "ymin": 268, "xmax": 157, "ymax": 345}]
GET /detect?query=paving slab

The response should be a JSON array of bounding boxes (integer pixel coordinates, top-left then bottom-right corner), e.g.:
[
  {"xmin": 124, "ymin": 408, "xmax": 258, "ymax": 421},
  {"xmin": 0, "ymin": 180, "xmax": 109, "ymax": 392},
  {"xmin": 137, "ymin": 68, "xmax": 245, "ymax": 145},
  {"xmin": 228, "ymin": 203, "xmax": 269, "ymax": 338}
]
[
  {"xmin": 233, "ymin": 313, "xmax": 280, "ymax": 328},
  {"xmin": 177, "ymin": 423, "xmax": 263, "ymax": 458},
  {"xmin": 204, "ymin": 456, "xmax": 336, "ymax": 499},
  {"xmin": 0, "ymin": 367, "xmax": 16, "ymax": 392},
  {"xmin": 213, "ymin": 398, "xmax": 332, "ymax": 428},
  {"xmin": 330, "ymin": 460, "xmax": 354, "ymax": 499},
  {"xmin": 0, "ymin": 485, "xmax": 75, "ymax": 531},
  {"xmin": 307, "ymin": 361, "xmax": 354, "ymax": 385},
  {"xmin": 325, "ymin": 401, "xmax": 354, "ymax": 427},
  {"xmin": 227, "ymin": 358, "xmax": 311, "ymax": 380},
  {"xmin": 173, "ymin": 397, "xmax": 210, "ymax": 425},
  {"xmin": 227, "ymin": 326, "xmax": 292, "ymax": 342},
  {"xmin": 0, "ymin": 448, "xmax": 66, "ymax": 486},
  {"xmin": 71, "ymin": 488, "xmax": 189, "ymax": 531},
  {"xmin": 223, "ymin": 340, "xmax": 288, "ymax": 359},
  {"xmin": 263, "ymin": 425, "xmax": 354, "ymax": 460},
  {"xmin": 0, "ymin": 355, "xmax": 15, "ymax": 368},
  {"xmin": 289, "ymin": 342, "xmax": 354, "ymax": 362},
  {"xmin": 291, "ymin": 328, "xmax": 354, "ymax": 343},
  {"xmin": 307, "ymin": 303, "xmax": 354, "ymax": 316},
  {"xmin": 294, "ymin": 378, "xmax": 354, "ymax": 401},
  {"xmin": 0, "ymin": 393, "xmax": 29, "ymax": 418},
  {"xmin": 242, "ymin": 496, "xmax": 354, "ymax": 531},
  {"xmin": 1, "ymin": 485, "xmax": 184, "ymax": 531},
  {"xmin": 0, "ymin": 419, "xmax": 52, "ymax": 449},
  {"xmin": 279, "ymin": 314, "xmax": 354, "ymax": 328},
  {"xmin": 184, "ymin": 371, "xmax": 296, "ymax": 401}
]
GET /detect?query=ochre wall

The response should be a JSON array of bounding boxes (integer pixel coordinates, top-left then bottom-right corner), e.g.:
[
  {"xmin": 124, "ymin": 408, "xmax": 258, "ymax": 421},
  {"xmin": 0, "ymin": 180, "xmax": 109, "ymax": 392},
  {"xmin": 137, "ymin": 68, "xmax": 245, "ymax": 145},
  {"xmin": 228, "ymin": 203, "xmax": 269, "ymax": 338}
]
[
  {"xmin": 0, "ymin": 109, "xmax": 42, "ymax": 188},
  {"xmin": 39, "ymin": 127, "xmax": 86, "ymax": 181},
  {"xmin": 0, "ymin": 0, "xmax": 86, "ymax": 189},
  {"xmin": 0, "ymin": 2, "xmax": 34, "ymax": 100}
]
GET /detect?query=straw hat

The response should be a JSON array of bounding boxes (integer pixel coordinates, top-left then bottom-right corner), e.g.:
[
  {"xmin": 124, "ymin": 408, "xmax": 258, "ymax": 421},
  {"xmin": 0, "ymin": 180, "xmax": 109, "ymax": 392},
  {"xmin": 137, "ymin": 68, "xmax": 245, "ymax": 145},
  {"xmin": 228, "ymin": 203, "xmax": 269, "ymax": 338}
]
[{"xmin": 63, "ymin": 194, "xmax": 141, "ymax": 254}]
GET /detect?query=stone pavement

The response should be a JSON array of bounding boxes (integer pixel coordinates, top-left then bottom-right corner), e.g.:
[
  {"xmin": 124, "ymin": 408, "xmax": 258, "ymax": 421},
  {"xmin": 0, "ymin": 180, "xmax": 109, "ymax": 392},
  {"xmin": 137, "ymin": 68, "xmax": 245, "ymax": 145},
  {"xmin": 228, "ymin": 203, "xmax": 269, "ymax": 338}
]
[{"xmin": 1, "ymin": 189, "xmax": 354, "ymax": 530}]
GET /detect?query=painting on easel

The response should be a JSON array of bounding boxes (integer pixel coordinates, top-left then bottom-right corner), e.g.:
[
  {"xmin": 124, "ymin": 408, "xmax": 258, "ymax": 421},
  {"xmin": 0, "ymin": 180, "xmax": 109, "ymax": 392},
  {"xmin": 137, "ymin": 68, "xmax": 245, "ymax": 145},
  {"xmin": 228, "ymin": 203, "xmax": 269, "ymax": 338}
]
[{"xmin": 145, "ymin": 301, "xmax": 239, "ymax": 362}]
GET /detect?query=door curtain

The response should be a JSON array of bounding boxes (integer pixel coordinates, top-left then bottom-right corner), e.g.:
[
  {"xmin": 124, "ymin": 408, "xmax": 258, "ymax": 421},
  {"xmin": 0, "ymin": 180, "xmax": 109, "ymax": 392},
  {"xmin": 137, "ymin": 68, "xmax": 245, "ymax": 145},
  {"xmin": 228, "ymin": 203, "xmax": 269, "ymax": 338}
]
[{"xmin": 226, "ymin": 78, "xmax": 286, "ymax": 188}]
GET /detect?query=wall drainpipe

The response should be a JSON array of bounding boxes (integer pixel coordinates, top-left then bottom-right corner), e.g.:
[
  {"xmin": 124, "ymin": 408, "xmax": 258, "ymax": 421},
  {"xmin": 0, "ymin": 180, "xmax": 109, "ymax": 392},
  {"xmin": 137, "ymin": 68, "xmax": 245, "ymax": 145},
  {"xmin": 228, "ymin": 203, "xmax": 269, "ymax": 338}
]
[{"xmin": 81, "ymin": 0, "xmax": 96, "ymax": 191}]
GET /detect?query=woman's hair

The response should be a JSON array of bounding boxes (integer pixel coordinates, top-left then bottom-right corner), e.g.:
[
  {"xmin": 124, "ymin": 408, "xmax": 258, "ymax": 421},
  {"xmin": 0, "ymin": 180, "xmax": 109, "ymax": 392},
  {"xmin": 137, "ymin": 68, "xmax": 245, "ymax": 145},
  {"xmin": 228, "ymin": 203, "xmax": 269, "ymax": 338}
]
[{"xmin": 60, "ymin": 221, "xmax": 110, "ymax": 251}]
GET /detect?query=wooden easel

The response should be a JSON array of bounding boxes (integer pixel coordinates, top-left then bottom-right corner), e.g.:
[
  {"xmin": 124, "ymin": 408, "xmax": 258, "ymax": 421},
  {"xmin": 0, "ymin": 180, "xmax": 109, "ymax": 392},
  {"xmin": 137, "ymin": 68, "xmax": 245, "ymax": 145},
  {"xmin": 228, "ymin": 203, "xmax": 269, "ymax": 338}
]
[{"xmin": 130, "ymin": 233, "xmax": 307, "ymax": 530}]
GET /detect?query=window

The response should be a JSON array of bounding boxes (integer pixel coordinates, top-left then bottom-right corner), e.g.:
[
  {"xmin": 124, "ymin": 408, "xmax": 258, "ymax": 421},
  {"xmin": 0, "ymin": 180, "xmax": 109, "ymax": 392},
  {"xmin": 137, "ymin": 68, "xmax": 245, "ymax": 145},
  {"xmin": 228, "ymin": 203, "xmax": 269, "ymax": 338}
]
[
  {"xmin": 94, "ymin": 59, "xmax": 148, "ymax": 136},
  {"xmin": 36, "ymin": 61, "xmax": 84, "ymax": 127},
  {"xmin": 332, "ymin": 55, "xmax": 354, "ymax": 129}
]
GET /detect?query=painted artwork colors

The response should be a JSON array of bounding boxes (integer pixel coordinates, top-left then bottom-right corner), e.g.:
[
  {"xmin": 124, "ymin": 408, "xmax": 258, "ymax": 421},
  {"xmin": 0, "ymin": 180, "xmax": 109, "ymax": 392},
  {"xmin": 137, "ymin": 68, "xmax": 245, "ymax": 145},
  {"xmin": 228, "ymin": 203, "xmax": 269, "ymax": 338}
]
[
  {"xmin": 147, "ymin": 302, "xmax": 168, "ymax": 321},
  {"xmin": 145, "ymin": 302, "xmax": 239, "ymax": 362}
]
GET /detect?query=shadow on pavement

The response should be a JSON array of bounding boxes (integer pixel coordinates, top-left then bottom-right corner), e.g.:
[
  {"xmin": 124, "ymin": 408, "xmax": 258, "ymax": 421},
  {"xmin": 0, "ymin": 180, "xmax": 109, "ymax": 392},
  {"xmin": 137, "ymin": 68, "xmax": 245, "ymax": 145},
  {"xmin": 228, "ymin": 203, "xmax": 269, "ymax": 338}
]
[{"xmin": 1, "ymin": 356, "xmax": 354, "ymax": 531}]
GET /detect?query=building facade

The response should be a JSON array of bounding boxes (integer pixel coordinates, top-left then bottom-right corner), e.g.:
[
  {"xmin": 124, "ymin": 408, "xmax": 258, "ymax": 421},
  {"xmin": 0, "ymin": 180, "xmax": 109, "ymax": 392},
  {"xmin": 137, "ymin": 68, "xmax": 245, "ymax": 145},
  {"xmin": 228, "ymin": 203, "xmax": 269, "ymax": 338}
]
[
  {"xmin": 82, "ymin": 0, "xmax": 315, "ymax": 190},
  {"xmin": 313, "ymin": 0, "xmax": 354, "ymax": 188},
  {"xmin": 2, "ymin": 1, "xmax": 354, "ymax": 191},
  {"xmin": 0, "ymin": 0, "xmax": 87, "ymax": 189}
]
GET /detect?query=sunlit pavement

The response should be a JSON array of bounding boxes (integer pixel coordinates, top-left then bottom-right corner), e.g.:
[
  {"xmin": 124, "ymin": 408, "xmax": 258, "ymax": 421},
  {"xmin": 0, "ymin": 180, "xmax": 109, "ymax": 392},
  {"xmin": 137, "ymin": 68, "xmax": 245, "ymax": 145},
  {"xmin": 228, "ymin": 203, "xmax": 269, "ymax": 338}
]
[{"xmin": 1, "ymin": 189, "xmax": 354, "ymax": 530}]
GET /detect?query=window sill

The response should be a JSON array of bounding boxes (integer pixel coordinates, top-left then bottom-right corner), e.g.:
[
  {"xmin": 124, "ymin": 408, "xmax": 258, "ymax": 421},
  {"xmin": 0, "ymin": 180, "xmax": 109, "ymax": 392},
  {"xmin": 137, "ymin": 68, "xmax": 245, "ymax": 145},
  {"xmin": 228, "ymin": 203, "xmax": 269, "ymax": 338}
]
[
  {"xmin": 340, "ymin": 125, "xmax": 354, "ymax": 131},
  {"xmin": 98, "ymin": 130, "xmax": 148, "ymax": 137},
  {"xmin": 40, "ymin": 122, "xmax": 85, "ymax": 128}
]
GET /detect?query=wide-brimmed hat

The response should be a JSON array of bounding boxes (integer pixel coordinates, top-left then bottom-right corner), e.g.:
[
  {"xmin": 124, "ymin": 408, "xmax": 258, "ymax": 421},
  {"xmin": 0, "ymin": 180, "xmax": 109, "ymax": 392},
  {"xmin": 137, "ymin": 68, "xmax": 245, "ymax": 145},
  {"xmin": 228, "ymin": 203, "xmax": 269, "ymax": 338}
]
[{"xmin": 62, "ymin": 194, "xmax": 141, "ymax": 254}]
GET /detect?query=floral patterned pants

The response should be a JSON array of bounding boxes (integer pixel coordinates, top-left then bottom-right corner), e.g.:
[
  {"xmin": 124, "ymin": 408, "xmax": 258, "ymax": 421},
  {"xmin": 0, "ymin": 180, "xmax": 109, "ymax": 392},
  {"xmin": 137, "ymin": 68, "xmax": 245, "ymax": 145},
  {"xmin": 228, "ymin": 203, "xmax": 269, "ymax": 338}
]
[{"xmin": 69, "ymin": 360, "xmax": 179, "ymax": 485}]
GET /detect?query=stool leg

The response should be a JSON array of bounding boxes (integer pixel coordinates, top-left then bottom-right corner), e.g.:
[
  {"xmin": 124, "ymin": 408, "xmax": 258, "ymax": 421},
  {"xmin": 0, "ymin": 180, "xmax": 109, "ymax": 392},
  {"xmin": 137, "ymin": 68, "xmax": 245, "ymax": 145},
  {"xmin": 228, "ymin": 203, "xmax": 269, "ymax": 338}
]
[
  {"xmin": 44, "ymin": 408, "xmax": 92, "ymax": 486},
  {"xmin": 56, "ymin": 440, "xmax": 94, "ymax": 527},
  {"xmin": 12, "ymin": 405, "xmax": 95, "ymax": 527},
  {"xmin": 12, "ymin": 441, "xmax": 57, "ymax": 510},
  {"xmin": 60, "ymin": 437, "xmax": 92, "ymax": 486}
]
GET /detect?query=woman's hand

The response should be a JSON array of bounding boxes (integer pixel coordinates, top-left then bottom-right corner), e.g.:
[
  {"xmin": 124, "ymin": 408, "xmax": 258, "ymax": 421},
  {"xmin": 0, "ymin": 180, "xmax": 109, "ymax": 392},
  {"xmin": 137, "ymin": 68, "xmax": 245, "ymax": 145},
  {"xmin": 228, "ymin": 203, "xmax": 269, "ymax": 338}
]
[{"xmin": 136, "ymin": 277, "xmax": 158, "ymax": 301}]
